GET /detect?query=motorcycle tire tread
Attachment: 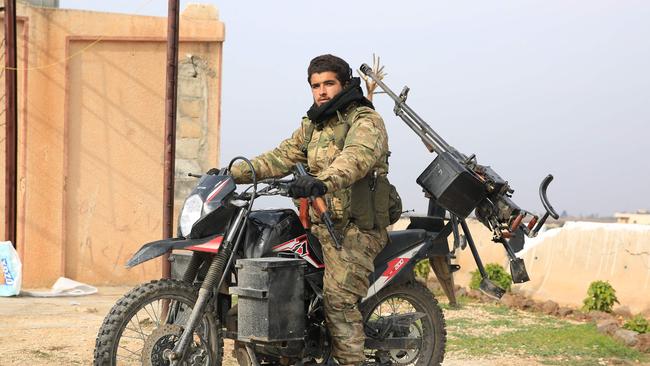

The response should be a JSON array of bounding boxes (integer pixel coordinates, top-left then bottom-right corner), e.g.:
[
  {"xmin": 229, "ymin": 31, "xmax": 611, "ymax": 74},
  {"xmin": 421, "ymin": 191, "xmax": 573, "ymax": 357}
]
[
  {"xmin": 93, "ymin": 278, "xmax": 224, "ymax": 366},
  {"xmin": 360, "ymin": 280, "xmax": 446, "ymax": 366}
]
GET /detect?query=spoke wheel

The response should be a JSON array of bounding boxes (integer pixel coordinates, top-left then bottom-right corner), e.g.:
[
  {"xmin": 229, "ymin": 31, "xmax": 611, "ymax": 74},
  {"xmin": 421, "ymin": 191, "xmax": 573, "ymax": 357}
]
[
  {"xmin": 94, "ymin": 279, "xmax": 223, "ymax": 366},
  {"xmin": 361, "ymin": 281, "xmax": 446, "ymax": 366}
]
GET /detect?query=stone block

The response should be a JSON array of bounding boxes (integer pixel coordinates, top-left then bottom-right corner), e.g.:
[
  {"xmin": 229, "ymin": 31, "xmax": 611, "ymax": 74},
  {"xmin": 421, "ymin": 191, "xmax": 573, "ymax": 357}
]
[
  {"xmin": 179, "ymin": 78, "xmax": 205, "ymax": 99},
  {"xmin": 178, "ymin": 99, "xmax": 204, "ymax": 118},
  {"xmin": 613, "ymin": 328, "xmax": 639, "ymax": 347},
  {"xmin": 587, "ymin": 311, "xmax": 615, "ymax": 323},
  {"xmin": 175, "ymin": 139, "xmax": 201, "ymax": 159},
  {"xmin": 500, "ymin": 293, "xmax": 518, "ymax": 308},
  {"xmin": 178, "ymin": 117, "xmax": 202, "ymax": 139},
  {"xmin": 178, "ymin": 66, "xmax": 196, "ymax": 79},
  {"xmin": 596, "ymin": 319, "xmax": 619, "ymax": 335},
  {"xmin": 500, "ymin": 293, "xmax": 534, "ymax": 309},
  {"xmin": 569, "ymin": 311, "xmax": 588, "ymax": 322},
  {"xmin": 558, "ymin": 307, "xmax": 574, "ymax": 317},
  {"xmin": 521, "ymin": 298, "xmax": 536, "ymax": 310},
  {"xmin": 541, "ymin": 300, "xmax": 559, "ymax": 315},
  {"xmin": 635, "ymin": 333, "xmax": 650, "ymax": 353},
  {"xmin": 613, "ymin": 305, "xmax": 633, "ymax": 319}
]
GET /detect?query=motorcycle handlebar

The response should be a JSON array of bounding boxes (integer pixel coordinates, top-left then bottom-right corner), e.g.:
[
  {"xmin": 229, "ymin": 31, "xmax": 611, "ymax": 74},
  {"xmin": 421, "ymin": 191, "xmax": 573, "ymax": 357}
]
[
  {"xmin": 539, "ymin": 174, "xmax": 559, "ymax": 220},
  {"xmin": 235, "ymin": 178, "xmax": 294, "ymax": 200},
  {"xmin": 522, "ymin": 174, "xmax": 559, "ymax": 237}
]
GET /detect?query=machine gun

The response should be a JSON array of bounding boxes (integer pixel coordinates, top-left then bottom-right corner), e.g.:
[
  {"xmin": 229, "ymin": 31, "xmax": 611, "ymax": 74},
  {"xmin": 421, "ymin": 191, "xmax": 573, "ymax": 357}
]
[{"xmin": 360, "ymin": 63, "xmax": 559, "ymax": 297}]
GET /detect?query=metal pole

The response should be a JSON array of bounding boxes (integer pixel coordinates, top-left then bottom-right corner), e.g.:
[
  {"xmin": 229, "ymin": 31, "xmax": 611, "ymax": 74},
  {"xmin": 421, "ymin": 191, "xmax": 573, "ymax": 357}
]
[
  {"xmin": 4, "ymin": 0, "xmax": 18, "ymax": 247},
  {"xmin": 162, "ymin": 0, "xmax": 180, "ymax": 279}
]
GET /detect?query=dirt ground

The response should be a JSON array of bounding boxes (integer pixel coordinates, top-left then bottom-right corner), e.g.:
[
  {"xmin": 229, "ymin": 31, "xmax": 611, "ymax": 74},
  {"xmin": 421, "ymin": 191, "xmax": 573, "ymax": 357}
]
[
  {"xmin": 0, "ymin": 287, "xmax": 612, "ymax": 365},
  {"xmin": 0, "ymin": 286, "xmax": 543, "ymax": 366}
]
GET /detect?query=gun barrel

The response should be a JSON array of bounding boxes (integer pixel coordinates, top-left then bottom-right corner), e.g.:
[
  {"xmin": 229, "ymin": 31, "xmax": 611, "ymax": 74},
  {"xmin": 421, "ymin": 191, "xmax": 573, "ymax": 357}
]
[{"xmin": 360, "ymin": 63, "xmax": 463, "ymax": 160}]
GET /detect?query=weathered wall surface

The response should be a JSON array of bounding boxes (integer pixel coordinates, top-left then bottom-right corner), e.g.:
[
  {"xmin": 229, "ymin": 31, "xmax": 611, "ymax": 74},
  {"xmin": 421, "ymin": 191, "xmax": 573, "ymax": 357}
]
[
  {"xmin": 0, "ymin": 3, "xmax": 224, "ymax": 286},
  {"xmin": 512, "ymin": 222, "xmax": 650, "ymax": 313},
  {"xmin": 393, "ymin": 218, "xmax": 650, "ymax": 313}
]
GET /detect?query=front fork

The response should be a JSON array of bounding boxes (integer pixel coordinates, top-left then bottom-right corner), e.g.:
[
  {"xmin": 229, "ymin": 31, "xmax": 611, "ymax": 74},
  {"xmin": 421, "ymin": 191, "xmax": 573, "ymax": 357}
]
[{"xmin": 168, "ymin": 206, "xmax": 248, "ymax": 365}]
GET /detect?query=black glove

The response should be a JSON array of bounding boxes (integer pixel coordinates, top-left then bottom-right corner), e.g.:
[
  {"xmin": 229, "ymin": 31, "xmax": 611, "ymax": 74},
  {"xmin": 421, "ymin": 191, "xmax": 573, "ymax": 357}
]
[
  {"xmin": 288, "ymin": 175, "xmax": 327, "ymax": 198},
  {"xmin": 206, "ymin": 168, "xmax": 222, "ymax": 175}
]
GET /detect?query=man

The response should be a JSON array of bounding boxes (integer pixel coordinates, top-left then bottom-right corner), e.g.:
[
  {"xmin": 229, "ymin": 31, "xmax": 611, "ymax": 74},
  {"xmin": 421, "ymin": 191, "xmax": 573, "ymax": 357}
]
[{"xmin": 225, "ymin": 54, "xmax": 391, "ymax": 365}]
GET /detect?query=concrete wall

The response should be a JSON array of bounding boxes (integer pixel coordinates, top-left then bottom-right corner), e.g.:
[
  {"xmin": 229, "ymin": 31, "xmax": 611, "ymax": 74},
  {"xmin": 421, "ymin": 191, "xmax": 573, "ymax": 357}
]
[
  {"xmin": 394, "ymin": 218, "xmax": 650, "ymax": 313},
  {"xmin": 0, "ymin": 3, "xmax": 224, "ymax": 286}
]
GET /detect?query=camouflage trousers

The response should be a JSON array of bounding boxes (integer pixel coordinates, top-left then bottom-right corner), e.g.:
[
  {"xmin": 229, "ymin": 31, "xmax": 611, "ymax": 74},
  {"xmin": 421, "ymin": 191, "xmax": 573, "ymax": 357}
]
[{"xmin": 312, "ymin": 223, "xmax": 388, "ymax": 365}]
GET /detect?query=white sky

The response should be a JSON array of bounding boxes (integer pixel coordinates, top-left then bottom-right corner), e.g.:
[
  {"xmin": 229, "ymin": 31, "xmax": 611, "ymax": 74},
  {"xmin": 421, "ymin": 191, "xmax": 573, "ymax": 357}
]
[{"xmin": 60, "ymin": 1, "xmax": 650, "ymax": 217}]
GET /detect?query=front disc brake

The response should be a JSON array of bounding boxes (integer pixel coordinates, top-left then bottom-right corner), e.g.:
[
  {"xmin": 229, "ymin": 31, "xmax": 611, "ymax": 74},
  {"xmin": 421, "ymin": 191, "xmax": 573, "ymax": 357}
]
[{"xmin": 142, "ymin": 324, "xmax": 183, "ymax": 366}]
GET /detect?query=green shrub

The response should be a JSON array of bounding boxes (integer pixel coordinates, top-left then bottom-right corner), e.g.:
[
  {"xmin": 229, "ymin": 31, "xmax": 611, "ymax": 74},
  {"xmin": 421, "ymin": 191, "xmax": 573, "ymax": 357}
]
[
  {"xmin": 623, "ymin": 315, "xmax": 649, "ymax": 334},
  {"xmin": 414, "ymin": 259, "xmax": 430, "ymax": 280},
  {"xmin": 582, "ymin": 280, "xmax": 619, "ymax": 313},
  {"xmin": 469, "ymin": 263, "xmax": 512, "ymax": 292}
]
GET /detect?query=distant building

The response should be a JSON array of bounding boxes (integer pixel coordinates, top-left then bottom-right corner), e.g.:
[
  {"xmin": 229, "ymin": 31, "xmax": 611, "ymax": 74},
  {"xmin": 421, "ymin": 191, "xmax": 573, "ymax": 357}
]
[
  {"xmin": 615, "ymin": 210, "xmax": 650, "ymax": 225},
  {"xmin": 20, "ymin": 0, "xmax": 59, "ymax": 7}
]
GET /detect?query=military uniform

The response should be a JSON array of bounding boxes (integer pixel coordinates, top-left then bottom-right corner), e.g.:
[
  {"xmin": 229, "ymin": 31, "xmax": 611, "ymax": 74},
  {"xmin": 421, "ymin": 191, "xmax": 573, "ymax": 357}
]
[{"xmin": 231, "ymin": 101, "xmax": 390, "ymax": 365}]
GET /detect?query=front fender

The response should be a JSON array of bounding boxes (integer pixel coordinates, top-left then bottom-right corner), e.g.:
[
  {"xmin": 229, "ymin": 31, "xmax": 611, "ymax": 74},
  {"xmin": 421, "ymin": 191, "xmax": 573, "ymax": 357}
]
[{"xmin": 125, "ymin": 234, "xmax": 220, "ymax": 268}]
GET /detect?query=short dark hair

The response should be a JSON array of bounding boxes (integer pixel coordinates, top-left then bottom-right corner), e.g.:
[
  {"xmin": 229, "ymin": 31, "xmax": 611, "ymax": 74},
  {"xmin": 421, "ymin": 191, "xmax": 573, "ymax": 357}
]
[{"xmin": 307, "ymin": 54, "xmax": 352, "ymax": 86}]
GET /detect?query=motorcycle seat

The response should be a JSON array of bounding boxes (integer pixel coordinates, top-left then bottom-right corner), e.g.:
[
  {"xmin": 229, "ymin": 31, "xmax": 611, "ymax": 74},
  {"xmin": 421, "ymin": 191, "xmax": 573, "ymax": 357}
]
[{"xmin": 375, "ymin": 229, "xmax": 428, "ymax": 266}]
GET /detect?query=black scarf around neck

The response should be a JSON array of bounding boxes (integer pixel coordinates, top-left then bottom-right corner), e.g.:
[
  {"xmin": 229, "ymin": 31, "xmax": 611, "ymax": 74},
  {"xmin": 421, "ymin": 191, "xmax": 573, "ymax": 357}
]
[{"xmin": 307, "ymin": 77, "xmax": 374, "ymax": 126}]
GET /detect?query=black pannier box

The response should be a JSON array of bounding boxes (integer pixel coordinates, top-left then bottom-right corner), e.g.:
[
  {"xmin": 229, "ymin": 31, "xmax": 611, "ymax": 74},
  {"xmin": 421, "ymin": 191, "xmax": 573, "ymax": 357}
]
[
  {"xmin": 230, "ymin": 257, "xmax": 305, "ymax": 343},
  {"xmin": 416, "ymin": 152, "xmax": 486, "ymax": 218}
]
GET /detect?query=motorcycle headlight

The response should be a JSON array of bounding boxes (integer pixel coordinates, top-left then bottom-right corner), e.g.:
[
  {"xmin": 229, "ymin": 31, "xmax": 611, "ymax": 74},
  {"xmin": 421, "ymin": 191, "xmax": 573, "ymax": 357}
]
[{"xmin": 179, "ymin": 194, "xmax": 203, "ymax": 237}]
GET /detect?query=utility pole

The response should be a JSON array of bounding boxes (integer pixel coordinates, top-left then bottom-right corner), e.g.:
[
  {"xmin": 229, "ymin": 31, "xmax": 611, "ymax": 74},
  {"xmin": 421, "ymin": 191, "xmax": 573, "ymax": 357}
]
[
  {"xmin": 162, "ymin": 0, "xmax": 180, "ymax": 278},
  {"xmin": 4, "ymin": 0, "xmax": 18, "ymax": 247}
]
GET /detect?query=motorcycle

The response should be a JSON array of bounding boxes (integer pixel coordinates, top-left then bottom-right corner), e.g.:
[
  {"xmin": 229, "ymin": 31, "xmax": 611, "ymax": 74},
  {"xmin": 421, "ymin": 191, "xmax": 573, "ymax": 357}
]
[
  {"xmin": 94, "ymin": 65, "xmax": 558, "ymax": 366},
  {"xmin": 93, "ymin": 160, "xmax": 448, "ymax": 366}
]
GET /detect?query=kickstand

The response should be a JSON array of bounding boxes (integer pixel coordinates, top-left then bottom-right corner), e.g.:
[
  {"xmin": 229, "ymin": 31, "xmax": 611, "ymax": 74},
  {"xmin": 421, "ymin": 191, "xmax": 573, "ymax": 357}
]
[{"xmin": 245, "ymin": 344, "xmax": 260, "ymax": 366}]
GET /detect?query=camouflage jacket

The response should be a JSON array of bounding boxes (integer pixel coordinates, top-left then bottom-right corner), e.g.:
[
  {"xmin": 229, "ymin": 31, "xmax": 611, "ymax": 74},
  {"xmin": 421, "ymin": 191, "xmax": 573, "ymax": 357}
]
[{"xmin": 231, "ymin": 102, "xmax": 389, "ymax": 224}]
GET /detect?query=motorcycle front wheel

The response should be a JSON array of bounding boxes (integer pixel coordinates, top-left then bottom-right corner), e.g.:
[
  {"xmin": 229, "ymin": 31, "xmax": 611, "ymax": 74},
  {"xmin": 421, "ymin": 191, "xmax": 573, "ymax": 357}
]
[
  {"xmin": 93, "ymin": 279, "xmax": 223, "ymax": 366},
  {"xmin": 361, "ymin": 281, "xmax": 446, "ymax": 366}
]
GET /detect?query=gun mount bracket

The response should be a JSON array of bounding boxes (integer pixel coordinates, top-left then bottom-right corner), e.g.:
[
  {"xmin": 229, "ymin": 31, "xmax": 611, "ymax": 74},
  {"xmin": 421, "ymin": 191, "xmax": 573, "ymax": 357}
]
[{"xmin": 398, "ymin": 86, "xmax": 410, "ymax": 102}]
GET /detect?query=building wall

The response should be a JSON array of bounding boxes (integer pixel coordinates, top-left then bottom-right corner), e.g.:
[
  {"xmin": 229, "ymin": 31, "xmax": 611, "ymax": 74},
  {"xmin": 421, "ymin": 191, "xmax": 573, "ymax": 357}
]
[
  {"xmin": 615, "ymin": 213, "xmax": 650, "ymax": 225},
  {"xmin": 0, "ymin": 3, "xmax": 224, "ymax": 286},
  {"xmin": 21, "ymin": 0, "xmax": 59, "ymax": 8}
]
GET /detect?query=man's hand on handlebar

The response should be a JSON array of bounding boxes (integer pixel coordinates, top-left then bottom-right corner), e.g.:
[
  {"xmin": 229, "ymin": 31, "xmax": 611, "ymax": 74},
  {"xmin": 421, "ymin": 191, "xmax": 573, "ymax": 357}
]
[{"xmin": 288, "ymin": 175, "xmax": 327, "ymax": 198}]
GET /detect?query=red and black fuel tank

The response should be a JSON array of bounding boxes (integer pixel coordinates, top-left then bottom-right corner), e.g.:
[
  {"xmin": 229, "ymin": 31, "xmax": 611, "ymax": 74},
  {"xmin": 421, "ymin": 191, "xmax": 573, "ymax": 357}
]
[{"xmin": 242, "ymin": 209, "xmax": 308, "ymax": 258}]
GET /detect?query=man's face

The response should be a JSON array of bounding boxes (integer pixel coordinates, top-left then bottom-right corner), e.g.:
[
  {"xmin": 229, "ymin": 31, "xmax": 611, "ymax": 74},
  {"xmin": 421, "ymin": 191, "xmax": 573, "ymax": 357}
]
[{"xmin": 310, "ymin": 71, "xmax": 343, "ymax": 107}]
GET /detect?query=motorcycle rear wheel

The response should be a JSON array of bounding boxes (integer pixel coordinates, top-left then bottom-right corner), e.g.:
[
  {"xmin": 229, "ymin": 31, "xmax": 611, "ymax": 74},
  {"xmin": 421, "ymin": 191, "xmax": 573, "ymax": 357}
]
[
  {"xmin": 93, "ymin": 279, "xmax": 223, "ymax": 366},
  {"xmin": 361, "ymin": 281, "xmax": 446, "ymax": 366}
]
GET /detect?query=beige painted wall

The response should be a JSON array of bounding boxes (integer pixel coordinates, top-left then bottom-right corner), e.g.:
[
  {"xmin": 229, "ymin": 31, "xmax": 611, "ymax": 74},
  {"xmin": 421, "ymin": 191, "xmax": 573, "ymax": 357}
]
[
  {"xmin": 0, "ymin": 3, "xmax": 224, "ymax": 286},
  {"xmin": 394, "ymin": 218, "xmax": 650, "ymax": 313}
]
